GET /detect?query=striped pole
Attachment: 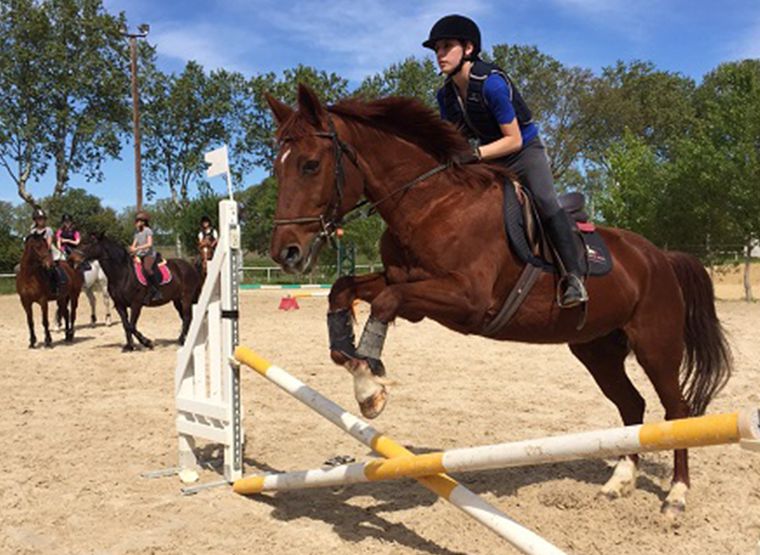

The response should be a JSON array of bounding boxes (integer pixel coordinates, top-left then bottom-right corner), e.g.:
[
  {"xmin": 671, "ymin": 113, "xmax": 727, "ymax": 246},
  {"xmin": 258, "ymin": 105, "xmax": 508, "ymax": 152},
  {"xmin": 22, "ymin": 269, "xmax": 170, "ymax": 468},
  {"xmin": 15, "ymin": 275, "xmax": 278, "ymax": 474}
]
[
  {"xmin": 233, "ymin": 346, "xmax": 566, "ymax": 555},
  {"xmin": 234, "ymin": 409, "xmax": 760, "ymax": 494}
]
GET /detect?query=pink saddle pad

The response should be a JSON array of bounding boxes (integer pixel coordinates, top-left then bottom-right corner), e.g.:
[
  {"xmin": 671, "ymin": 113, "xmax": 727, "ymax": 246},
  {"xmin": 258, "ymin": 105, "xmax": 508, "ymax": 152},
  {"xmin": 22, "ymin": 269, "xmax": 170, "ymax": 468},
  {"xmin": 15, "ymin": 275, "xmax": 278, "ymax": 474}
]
[{"xmin": 133, "ymin": 259, "xmax": 172, "ymax": 286}]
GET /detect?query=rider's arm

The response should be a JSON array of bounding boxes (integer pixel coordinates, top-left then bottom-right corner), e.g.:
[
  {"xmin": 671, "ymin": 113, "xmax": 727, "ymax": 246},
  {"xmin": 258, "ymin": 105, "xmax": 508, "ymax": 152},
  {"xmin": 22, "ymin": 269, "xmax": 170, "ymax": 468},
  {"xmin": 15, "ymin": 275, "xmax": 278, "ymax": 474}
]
[
  {"xmin": 476, "ymin": 75, "xmax": 523, "ymax": 160},
  {"xmin": 55, "ymin": 229, "xmax": 63, "ymax": 251},
  {"xmin": 71, "ymin": 231, "xmax": 80, "ymax": 246}
]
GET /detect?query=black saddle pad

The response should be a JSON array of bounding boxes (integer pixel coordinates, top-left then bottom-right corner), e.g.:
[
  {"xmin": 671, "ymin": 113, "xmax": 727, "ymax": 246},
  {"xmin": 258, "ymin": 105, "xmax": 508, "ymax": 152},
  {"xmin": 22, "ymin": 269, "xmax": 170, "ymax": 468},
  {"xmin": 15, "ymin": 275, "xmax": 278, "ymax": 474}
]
[{"xmin": 502, "ymin": 185, "xmax": 613, "ymax": 277}]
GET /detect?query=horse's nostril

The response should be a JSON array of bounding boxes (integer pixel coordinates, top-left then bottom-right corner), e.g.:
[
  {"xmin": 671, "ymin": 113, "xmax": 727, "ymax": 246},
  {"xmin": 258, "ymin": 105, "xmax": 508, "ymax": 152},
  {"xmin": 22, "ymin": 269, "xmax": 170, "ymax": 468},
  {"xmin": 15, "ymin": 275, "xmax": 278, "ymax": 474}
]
[{"xmin": 281, "ymin": 245, "xmax": 302, "ymax": 266}]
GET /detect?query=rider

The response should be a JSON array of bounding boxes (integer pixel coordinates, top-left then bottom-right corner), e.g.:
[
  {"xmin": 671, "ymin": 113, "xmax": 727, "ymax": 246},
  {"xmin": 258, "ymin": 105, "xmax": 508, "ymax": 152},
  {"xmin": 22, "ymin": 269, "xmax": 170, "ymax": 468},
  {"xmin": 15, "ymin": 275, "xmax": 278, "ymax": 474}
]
[
  {"xmin": 197, "ymin": 215, "xmax": 218, "ymax": 251},
  {"xmin": 423, "ymin": 14, "xmax": 588, "ymax": 308},
  {"xmin": 29, "ymin": 206, "xmax": 60, "ymax": 294},
  {"xmin": 55, "ymin": 213, "xmax": 81, "ymax": 259},
  {"xmin": 130, "ymin": 211, "xmax": 161, "ymax": 303}
]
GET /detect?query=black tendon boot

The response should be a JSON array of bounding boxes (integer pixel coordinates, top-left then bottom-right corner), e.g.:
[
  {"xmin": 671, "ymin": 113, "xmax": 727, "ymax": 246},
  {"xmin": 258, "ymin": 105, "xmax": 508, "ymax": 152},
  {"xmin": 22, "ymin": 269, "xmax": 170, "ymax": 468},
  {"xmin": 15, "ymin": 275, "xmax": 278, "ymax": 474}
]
[{"xmin": 544, "ymin": 211, "xmax": 589, "ymax": 308}]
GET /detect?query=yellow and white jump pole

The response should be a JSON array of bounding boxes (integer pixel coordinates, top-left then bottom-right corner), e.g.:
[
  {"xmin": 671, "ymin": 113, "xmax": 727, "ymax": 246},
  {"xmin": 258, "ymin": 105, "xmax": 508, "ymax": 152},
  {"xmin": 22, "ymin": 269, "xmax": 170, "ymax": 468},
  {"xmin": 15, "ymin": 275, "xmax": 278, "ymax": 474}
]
[
  {"xmin": 234, "ymin": 409, "xmax": 760, "ymax": 494},
  {"xmin": 233, "ymin": 346, "xmax": 566, "ymax": 555}
]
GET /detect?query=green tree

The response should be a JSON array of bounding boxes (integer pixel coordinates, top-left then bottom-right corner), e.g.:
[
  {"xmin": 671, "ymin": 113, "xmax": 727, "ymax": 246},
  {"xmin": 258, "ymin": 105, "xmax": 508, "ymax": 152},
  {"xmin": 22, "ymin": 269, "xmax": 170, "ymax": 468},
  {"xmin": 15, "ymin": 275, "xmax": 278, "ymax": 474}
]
[
  {"xmin": 0, "ymin": 0, "xmax": 52, "ymax": 206},
  {"xmin": 489, "ymin": 44, "xmax": 594, "ymax": 183},
  {"xmin": 141, "ymin": 60, "xmax": 230, "ymax": 205},
  {"xmin": 356, "ymin": 57, "xmax": 441, "ymax": 108},
  {"xmin": 245, "ymin": 65, "xmax": 349, "ymax": 171},
  {"xmin": 42, "ymin": 0, "xmax": 129, "ymax": 196},
  {"xmin": 695, "ymin": 60, "xmax": 760, "ymax": 300},
  {"xmin": 41, "ymin": 187, "xmax": 126, "ymax": 241},
  {"xmin": 238, "ymin": 176, "xmax": 278, "ymax": 255},
  {"xmin": 0, "ymin": 200, "xmax": 24, "ymax": 271}
]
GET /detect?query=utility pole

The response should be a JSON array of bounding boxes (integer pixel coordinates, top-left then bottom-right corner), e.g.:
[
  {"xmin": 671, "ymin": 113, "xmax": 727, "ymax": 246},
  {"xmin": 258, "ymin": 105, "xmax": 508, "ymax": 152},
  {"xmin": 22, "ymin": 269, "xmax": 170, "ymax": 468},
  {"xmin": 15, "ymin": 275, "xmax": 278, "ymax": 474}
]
[{"xmin": 123, "ymin": 23, "xmax": 150, "ymax": 212}]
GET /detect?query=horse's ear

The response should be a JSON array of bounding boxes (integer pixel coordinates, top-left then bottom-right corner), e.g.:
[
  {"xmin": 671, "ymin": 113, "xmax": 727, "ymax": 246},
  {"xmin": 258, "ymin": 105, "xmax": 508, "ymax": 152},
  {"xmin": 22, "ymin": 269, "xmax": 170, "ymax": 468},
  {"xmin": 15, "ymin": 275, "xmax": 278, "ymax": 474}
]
[
  {"xmin": 265, "ymin": 93, "xmax": 295, "ymax": 126},
  {"xmin": 297, "ymin": 83, "xmax": 325, "ymax": 126}
]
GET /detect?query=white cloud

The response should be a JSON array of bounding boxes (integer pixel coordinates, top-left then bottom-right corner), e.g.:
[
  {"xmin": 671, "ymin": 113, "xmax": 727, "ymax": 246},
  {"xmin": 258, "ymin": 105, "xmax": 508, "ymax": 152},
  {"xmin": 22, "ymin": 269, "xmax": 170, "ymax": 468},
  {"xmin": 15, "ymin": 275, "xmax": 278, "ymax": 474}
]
[
  {"xmin": 262, "ymin": 0, "xmax": 492, "ymax": 79},
  {"xmin": 729, "ymin": 16, "xmax": 760, "ymax": 60},
  {"xmin": 150, "ymin": 22, "xmax": 262, "ymax": 73}
]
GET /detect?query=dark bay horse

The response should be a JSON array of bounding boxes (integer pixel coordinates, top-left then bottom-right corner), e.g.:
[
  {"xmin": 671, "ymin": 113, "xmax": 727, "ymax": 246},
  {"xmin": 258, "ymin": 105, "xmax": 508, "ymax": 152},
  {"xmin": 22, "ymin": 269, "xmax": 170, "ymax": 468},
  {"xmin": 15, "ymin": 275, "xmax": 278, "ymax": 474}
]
[
  {"xmin": 17, "ymin": 234, "xmax": 82, "ymax": 347},
  {"xmin": 263, "ymin": 85, "xmax": 732, "ymax": 516},
  {"xmin": 73, "ymin": 235, "xmax": 200, "ymax": 351}
]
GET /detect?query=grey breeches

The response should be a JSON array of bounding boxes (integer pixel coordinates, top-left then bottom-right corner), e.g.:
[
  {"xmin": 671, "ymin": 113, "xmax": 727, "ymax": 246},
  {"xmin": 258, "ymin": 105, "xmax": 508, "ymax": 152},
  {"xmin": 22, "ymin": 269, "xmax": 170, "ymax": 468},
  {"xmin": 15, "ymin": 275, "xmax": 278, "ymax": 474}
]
[{"xmin": 498, "ymin": 137, "xmax": 561, "ymax": 221}]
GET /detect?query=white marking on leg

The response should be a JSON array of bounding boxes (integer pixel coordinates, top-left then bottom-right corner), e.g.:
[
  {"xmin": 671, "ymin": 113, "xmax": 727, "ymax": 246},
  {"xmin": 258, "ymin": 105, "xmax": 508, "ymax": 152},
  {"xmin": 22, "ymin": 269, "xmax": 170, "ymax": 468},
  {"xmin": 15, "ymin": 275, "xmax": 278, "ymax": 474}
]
[
  {"xmin": 601, "ymin": 457, "xmax": 638, "ymax": 499},
  {"xmin": 663, "ymin": 481, "xmax": 688, "ymax": 517}
]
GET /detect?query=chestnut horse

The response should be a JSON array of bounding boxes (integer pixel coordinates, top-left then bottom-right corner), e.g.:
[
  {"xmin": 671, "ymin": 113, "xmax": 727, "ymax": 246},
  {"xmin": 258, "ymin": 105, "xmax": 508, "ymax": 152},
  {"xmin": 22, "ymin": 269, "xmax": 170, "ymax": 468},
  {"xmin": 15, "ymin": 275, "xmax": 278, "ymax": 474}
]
[
  {"xmin": 73, "ymin": 235, "xmax": 201, "ymax": 351},
  {"xmin": 17, "ymin": 234, "xmax": 82, "ymax": 347},
  {"xmin": 264, "ymin": 85, "xmax": 732, "ymax": 516}
]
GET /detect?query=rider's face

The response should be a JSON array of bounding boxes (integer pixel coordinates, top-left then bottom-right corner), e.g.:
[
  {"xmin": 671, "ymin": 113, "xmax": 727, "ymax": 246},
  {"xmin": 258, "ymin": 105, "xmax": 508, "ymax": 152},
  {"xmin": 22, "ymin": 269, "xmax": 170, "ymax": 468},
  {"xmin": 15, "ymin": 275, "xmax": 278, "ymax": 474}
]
[{"xmin": 434, "ymin": 39, "xmax": 467, "ymax": 75}]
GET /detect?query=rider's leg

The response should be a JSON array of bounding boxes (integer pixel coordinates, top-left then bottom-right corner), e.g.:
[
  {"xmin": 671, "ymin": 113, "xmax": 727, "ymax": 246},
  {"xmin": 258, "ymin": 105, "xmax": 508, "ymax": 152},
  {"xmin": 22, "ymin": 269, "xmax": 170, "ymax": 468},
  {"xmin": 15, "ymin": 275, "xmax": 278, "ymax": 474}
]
[
  {"xmin": 507, "ymin": 138, "xmax": 588, "ymax": 307},
  {"xmin": 142, "ymin": 255, "xmax": 161, "ymax": 302}
]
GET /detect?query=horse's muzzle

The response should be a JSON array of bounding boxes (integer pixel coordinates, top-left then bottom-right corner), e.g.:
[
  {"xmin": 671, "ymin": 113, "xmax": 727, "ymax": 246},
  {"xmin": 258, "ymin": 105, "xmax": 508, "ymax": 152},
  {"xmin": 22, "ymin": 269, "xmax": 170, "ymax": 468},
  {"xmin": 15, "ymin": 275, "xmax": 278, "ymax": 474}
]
[{"xmin": 277, "ymin": 244, "xmax": 304, "ymax": 274}]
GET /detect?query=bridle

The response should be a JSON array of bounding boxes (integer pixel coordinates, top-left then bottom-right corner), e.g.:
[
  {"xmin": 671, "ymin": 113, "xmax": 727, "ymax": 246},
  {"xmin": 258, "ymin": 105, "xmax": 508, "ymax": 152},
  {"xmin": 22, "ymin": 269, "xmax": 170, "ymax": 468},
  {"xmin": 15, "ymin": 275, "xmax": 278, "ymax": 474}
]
[{"xmin": 272, "ymin": 113, "xmax": 451, "ymax": 245}]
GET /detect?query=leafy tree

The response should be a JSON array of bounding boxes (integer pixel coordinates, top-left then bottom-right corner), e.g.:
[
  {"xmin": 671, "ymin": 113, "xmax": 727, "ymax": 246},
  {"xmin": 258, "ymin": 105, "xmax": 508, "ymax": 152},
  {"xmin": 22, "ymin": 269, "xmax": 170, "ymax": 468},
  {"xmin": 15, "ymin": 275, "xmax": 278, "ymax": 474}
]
[
  {"xmin": 488, "ymin": 44, "xmax": 594, "ymax": 183},
  {"xmin": 41, "ymin": 187, "xmax": 126, "ymax": 241},
  {"xmin": 0, "ymin": 0, "xmax": 52, "ymax": 206},
  {"xmin": 356, "ymin": 57, "xmax": 441, "ymax": 107},
  {"xmin": 238, "ymin": 176, "xmax": 278, "ymax": 255},
  {"xmin": 141, "ymin": 60, "xmax": 230, "ymax": 204},
  {"xmin": 0, "ymin": 201, "xmax": 24, "ymax": 271},
  {"xmin": 695, "ymin": 60, "xmax": 760, "ymax": 300},
  {"xmin": 42, "ymin": 0, "xmax": 129, "ymax": 196},
  {"xmin": 245, "ymin": 65, "xmax": 349, "ymax": 171}
]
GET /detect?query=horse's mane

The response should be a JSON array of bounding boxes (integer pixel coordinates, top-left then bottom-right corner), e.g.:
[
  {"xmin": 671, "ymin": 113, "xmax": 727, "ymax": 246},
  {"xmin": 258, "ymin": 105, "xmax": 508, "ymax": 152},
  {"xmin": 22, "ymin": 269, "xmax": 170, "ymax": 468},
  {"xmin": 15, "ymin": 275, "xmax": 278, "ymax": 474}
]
[{"xmin": 280, "ymin": 95, "xmax": 510, "ymax": 188}]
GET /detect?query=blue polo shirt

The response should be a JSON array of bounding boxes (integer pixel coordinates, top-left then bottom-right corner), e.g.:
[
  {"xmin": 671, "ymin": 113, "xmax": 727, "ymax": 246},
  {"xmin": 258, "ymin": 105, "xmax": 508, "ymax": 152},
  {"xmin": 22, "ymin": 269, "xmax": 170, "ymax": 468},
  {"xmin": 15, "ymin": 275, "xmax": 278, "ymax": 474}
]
[{"xmin": 437, "ymin": 74, "xmax": 539, "ymax": 146}]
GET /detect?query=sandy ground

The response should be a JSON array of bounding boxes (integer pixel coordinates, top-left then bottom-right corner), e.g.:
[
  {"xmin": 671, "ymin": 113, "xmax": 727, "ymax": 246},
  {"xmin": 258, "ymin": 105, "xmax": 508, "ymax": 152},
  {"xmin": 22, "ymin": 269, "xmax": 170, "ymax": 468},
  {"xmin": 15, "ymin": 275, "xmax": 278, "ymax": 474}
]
[{"xmin": 1, "ymin": 287, "xmax": 759, "ymax": 555}]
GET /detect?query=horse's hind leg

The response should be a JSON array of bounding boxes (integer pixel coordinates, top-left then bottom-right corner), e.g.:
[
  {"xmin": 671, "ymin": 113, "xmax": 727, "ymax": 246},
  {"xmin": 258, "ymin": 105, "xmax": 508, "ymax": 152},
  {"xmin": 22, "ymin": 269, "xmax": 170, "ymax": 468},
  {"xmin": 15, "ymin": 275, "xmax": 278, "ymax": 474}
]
[
  {"xmin": 569, "ymin": 329, "xmax": 644, "ymax": 500},
  {"xmin": 627, "ymin": 323, "xmax": 690, "ymax": 517},
  {"xmin": 175, "ymin": 298, "xmax": 190, "ymax": 345},
  {"xmin": 67, "ymin": 290, "xmax": 79, "ymax": 342},
  {"xmin": 85, "ymin": 286, "xmax": 97, "ymax": 326},
  {"xmin": 102, "ymin": 284, "xmax": 112, "ymax": 326}
]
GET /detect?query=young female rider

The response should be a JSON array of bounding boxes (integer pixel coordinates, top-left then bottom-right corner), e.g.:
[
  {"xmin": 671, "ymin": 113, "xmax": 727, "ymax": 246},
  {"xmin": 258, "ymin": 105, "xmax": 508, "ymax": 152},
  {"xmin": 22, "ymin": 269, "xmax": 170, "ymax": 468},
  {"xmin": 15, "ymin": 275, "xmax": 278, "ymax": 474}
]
[
  {"xmin": 55, "ymin": 213, "xmax": 81, "ymax": 259},
  {"xmin": 423, "ymin": 14, "xmax": 588, "ymax": 307},
  {"xmin": 29, "ymin": 206, "xmax": 60, "ymax": 293},
  {"xmin": 130, "ymin": 211, "xmax": 161, "ymax": 302}
]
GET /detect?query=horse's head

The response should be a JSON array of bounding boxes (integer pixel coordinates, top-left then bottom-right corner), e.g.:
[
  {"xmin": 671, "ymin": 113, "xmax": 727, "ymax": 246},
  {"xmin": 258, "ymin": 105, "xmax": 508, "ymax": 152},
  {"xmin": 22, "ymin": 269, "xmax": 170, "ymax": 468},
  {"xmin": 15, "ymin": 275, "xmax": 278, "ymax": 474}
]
[
  {"xmin": 78, "ymin": 232, "xmax": 110, "ymax": 262},
  {"xmin": 265, "ymin": 84, "xmax": 364, "ymax": 273},
  {"xmin": 24, "ymin": 234, "xmax": 53, "ymax": 269}
]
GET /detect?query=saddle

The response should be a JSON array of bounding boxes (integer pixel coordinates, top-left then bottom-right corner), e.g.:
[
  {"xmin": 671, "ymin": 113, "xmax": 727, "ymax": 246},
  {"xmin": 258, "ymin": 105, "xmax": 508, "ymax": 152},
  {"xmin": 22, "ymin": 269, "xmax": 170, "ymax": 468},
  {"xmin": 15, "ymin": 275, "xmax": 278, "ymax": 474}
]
[
  {"xmin": 503, "ymin": 183, "xmax": 612, "ymax": 276},
  {"xmin": 133, "ymin": 254, "xmax": 172, "ymax": 286},
  {"xmin": 482, "ymin": 182, "xmax": 612, "ymax": 337}
]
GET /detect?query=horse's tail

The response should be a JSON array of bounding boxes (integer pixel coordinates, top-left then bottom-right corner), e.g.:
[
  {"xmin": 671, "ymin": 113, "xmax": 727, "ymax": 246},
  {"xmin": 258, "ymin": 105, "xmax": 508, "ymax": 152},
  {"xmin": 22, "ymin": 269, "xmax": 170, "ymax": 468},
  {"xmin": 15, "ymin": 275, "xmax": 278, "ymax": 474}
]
[{"xmin": 666, "ymin": 251, "xmax": 732, "ymax": 415}]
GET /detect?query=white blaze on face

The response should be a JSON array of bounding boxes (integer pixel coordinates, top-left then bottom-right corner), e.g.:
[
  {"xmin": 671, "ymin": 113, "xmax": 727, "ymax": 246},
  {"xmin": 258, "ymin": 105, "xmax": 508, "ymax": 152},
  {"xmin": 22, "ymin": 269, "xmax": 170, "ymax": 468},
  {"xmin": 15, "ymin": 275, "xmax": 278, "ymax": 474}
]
[{"xmin": 279, "ymin": 147, "xmax": 291, "ymax": 166}]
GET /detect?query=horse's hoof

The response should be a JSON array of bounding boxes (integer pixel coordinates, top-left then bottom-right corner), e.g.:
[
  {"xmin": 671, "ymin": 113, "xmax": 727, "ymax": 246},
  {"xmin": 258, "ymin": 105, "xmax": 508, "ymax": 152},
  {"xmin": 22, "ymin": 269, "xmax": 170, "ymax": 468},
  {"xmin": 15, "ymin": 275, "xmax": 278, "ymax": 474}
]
[
  {"xmin": 28, "ymin": 342, "xmax": 36, "ymax": 349},
  {"xmin": 44, "ymin": 341, "xmax": 53, "ymax": 349},
  {"xmin": 359, "ymin": 387, "xmax": 388, "ymax": 419},
  {"xmin": 600, "ymin": 458, "xmax": 637, "ymax": 499},
  {"xmin": 90, "ymin": 315, "xmax": 97, "ymax": 325},
  {"xmin": 662, "ymin": 482, "xmax": 688, "ymax": 519},
  {"xmin": 142, "ymin": 340, "xmax": 154, "ymax": 350},
  {"xmin": 122, "ymin": 345, "xmax": 135, "ymax": 353}
]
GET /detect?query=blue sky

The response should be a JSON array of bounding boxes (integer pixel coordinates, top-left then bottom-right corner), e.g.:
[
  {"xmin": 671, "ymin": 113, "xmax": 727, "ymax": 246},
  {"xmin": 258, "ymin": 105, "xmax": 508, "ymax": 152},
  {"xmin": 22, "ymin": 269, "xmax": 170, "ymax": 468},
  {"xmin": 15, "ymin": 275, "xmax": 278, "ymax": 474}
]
[{"xmin": 2, "ymin": 0, "xmax": 759, "ymax": 209}]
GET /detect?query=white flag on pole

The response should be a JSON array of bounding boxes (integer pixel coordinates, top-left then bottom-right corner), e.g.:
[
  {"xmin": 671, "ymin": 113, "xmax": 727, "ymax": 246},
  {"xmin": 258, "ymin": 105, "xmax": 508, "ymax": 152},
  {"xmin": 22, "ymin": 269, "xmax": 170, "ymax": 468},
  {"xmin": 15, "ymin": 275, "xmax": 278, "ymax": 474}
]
[{"xmin": 205, "ymin": 145, "xmax": 229, "ymax": 178}]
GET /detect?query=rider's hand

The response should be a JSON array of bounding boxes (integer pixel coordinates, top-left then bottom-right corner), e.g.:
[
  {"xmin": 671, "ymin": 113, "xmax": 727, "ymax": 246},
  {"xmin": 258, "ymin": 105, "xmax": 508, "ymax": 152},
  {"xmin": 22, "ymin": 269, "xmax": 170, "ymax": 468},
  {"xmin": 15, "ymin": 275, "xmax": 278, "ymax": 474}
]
[{"xmin": 453, "ymin": 145, "xmax": 481, "ymax": 165}]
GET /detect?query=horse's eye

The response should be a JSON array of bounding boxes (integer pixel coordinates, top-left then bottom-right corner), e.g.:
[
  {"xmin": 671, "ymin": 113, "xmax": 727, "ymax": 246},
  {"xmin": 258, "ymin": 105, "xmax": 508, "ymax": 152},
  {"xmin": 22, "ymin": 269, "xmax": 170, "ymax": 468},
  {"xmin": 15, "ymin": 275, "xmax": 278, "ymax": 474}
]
[{"xmin": 303, "ymin": 160, "xmax": 320, "ymax": 175}]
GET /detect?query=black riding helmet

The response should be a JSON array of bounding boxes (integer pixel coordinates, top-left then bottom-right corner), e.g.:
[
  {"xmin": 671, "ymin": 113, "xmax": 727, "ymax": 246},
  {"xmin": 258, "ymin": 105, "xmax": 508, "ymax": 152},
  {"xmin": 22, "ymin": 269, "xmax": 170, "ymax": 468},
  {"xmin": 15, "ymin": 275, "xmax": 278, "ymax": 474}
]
[
  {"xmin": 422, "ymin": 15, "xmax": 481, "ymax": 57},
  {"xmin": 32, "ymin": 206, "xmax": 47, "ymax": 221},
  {"xmin": 61, "ymin": 213, "xmax": 73, "ymax": 224},
  {"xmin": 200, "ymin": 215, "xmax": 212, "ymax": 225}
]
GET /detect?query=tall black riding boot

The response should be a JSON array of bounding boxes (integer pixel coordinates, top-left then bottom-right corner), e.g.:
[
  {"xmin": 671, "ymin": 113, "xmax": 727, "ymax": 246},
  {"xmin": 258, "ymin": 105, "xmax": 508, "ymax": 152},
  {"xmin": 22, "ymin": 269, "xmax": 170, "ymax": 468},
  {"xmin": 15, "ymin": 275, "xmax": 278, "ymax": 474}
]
[
  {"xmin": 544, "ymin": 211, "xmax": 589, "ymax": 308},
  {"xmin": 145, "ymin": 271, "xmax": 163, "ymax": 303}
]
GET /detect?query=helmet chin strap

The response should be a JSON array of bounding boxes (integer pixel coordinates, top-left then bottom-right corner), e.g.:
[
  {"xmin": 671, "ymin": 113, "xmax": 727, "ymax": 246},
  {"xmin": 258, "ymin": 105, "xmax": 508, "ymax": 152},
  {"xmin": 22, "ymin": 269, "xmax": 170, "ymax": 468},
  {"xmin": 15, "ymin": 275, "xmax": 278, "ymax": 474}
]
[{"xmin": 446, "ymin": 42, "xmax": 476, "ymax": 78}]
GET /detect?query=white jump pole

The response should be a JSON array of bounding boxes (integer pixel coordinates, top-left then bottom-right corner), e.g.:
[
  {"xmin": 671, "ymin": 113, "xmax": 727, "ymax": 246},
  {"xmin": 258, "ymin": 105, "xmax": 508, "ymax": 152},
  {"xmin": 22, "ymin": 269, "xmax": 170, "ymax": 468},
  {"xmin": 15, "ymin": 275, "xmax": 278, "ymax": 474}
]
[
  {"xmin": 233, "ymin": 346, "xmax": 567, "ymax": 555},
  {"xmin": 234, "ymin": 409, "xmax": 760, "ymax": 494}
]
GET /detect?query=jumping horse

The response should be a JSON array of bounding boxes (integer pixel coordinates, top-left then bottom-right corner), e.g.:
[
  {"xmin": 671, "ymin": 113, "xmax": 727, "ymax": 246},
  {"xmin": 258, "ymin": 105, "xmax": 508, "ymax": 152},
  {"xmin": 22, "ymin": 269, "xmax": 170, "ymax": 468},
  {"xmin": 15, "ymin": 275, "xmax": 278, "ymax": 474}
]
[
  {"xmin": 17, "ymin": 234, "xmax": 82, "ymax": 347},
  {"xmin": 73, "ymin": 234, "xmax": 200, "ymax": 351},
  {"xmin": 264, "ymin": 85, "xmax": 732, "ymax": 516}
]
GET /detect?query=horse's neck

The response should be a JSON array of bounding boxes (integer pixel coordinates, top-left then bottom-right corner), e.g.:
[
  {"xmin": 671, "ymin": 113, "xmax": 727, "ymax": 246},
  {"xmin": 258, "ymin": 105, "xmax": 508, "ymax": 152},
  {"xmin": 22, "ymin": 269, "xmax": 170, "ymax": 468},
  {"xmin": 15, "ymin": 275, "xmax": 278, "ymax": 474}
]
[
  {"xmin": 97, "ymin": 244, "xmax": 131, "ymax": 285},
  {"xmin": 344, "ymin": 126, "xmax": 444, "ymax": 229}
]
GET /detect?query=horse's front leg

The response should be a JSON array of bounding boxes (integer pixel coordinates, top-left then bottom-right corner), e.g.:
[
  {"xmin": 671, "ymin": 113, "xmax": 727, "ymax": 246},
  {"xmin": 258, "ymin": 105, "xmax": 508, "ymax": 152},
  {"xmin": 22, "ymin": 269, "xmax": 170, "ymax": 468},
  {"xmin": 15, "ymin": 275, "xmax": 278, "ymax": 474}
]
[
  {"xmin": 327, "ymin": 272, "xmax": 389, "ymax": 368},
  {"xmin": 23, "ymin": 300, "xmax": 36, "ymax": 348},
  {"xmin": 41, "ymin": 300, "xmax": 53, "ymax": 348},
  {"xmin": 128, "ymin": 301, "xmax": 154, "ymax": 349},
  {"xmin": 348, "ymin": 277, "xmax": 486, "ymax": 419}
]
